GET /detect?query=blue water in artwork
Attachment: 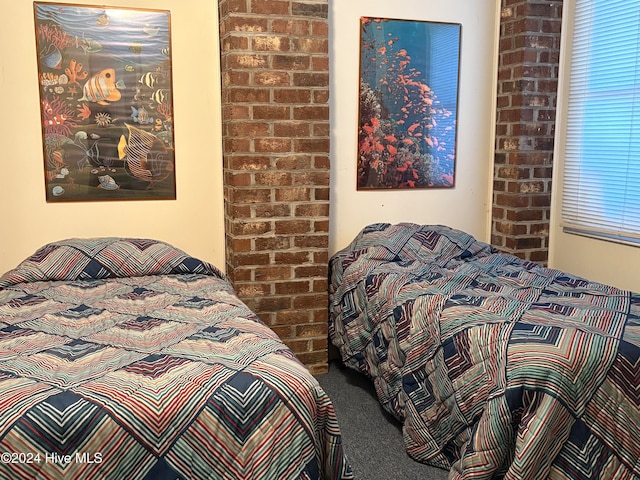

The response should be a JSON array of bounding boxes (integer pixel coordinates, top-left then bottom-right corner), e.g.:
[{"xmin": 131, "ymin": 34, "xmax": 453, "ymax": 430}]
[{"xmin": 35, "ymin": 4, "xmax": 170, "ymax": 67}]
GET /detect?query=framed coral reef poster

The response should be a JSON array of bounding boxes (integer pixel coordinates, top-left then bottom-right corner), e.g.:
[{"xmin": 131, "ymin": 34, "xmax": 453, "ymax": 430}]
[
  {"xmin": 34, "ymin": 3, "xmax": 176, "ymax": 202},
  {"xmin": 357, "ymin": 17, "xmax": 461, "ymax": 189}
]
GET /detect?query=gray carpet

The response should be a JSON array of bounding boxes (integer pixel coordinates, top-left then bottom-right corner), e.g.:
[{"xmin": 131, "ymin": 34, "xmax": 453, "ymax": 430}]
[{"xmin": 316, "ymin": 361, "xmax": 448, "ymax": 480}]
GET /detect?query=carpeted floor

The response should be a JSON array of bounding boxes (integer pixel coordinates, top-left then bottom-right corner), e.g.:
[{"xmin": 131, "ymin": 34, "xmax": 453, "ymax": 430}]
[{"xmin": 316, "ymin": 361, "xmax": 448, "ymax": 480}]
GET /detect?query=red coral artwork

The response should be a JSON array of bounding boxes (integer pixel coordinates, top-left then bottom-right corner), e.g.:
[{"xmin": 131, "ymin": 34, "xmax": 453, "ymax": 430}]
[{"xmin": 357, "ymin": 17, "xmax": 461, "ymax": 190}]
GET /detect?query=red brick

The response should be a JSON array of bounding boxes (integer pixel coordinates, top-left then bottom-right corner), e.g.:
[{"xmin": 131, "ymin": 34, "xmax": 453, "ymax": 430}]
[
  {"xmin": 295, "ymin": 265, "xmax": 327, "ymax": 277},
  {"xmin": 506, "ymin": 208, "xmax": 543, "ymax": 222},
  {"xmin": 275, "ymin": 187, "xmax": 311, "ymax": 202},
  {"xmin": 314, "ymin": 219, "xmax": 329, "ymax": 232},
  {"xmin": 295, "ymin": 203, "xmax": 329, "ymax": 217},
  {"xmin": 293, "ymin": 106, "xmax": 329, "ymax": 121},
  {"xmin": 273, "ymin": 55, "xmax": 311, "ymax": 70},
  {"xmin": 227, "ymin": 122, "xmax": 270, "ymax": 137},
  {"xmin": 230, "ymin": 238, "xmax": 252, "ymax": 252},
  {"xmin": 251, "ymin": 0, "xmax": 290, "ymax": 15},
  {"xmin": 292, "ymin": 171, "xmax": 330, "ymax": 186},
  {"xmin": 275, "ymin": 251, "xmax": 310, "ymax": 264},
  {"xmin": 253, "ymin": 35, "xmax": 291, "ymax": 51},
  {"xmin": 274, "ymin": 89, "xmax": 312, "ymax": 104},
  {"xmin": 313, "ymin": 156, "xmax": 330, "ymax": 169},
  {"xmin": 223, "ymin": 138, "xmax": 251, "ymax": 153},
  {"xmin": 229, "ymin": 188, "xmax": 271, "ymax": 204},
  {"xmin": 230, "ymin": 221, "xmax": 271, "ymax": 236},
  {"xmin": 255, "ymin": 266, "xmax": 291, "ymax": 281},
  {"xmin": 293, "ymin": 72, "xmax": 329, "ymax": 87},
  {"xmin": 252, "ymin": 296, "xmax": 292, "ymax": 313},
  {"xmin": 254, "ymin": 203, "xmax": 291, "ymax": 218},
  {"xmin": 312, "ymin": 89, "xmax": 329, "ymax": 104},
  {"xmin": 228, "ymin": 156, "xmax": 271, "ymax": 170},
  {"xmin": 224, "ymin": 0, "xmax": 248, "ymax": 14},
  {"xmin": 275, "ymin": 220, "xmax": 311, "ymax": 235},
  {"xmin": 272, "ymin": 19, "xmax": 310, "ymax": 36},
  {"xmin": 274, "ymin": 122, "xmax": 311, "ymax": 137},
  {"xmin": 228, "ymin": 87, "xmax": 270, "ymax": 103},
  {"xmin": 292, "ymin": 37, "xmax": 328, "ymax": 54},
  {"xmin": 253, "ymin": 106, "xmax": 290, "ymax": 120},
  {"xmin": 232, "ymin": 252, "xmax": 271, "ymax": 266},
  {"xmin": 311, "ymin": 20, "xmax": 328, "ymax": 36},
  {"xmin": 255, "ymin": 138, "xmax": 292, "ymax": 153},
  {"xmin": 255, "ymin": 236, "xmax": 292, "ymax": 251},
  {"xmin": 296, "ymin": 323, "xmax": 328, "ymax": 339},
  {"xmin": 275, "ymin": 155, "xmax": 312, "ymax": 170},
  {"xmin": 254, "ymin": 71, "xmax": 291, "ymax": 86},
  {"xmin": 313, "ymin": 251, "xmax": 328, "ymax": 264},
  {"xmin": 291, "ymin": 2, "xmax": 327, "ymax": 18},
  {"xmin": 255, "ymin": 171, "xmax": 292, "ymax": 186},
  {"xmin": 293, "ymin": 138, "xmax": 330, "ymax": 153},
  {"xmin": 294, "ymin": 235, "xmax": 328, "ymax": 249},
  {"xmin": 226, "ymin": 17, "xmax": 268, "ymax": 33},
  {"xmin": 275, "ymin": 281, "xmax": 311, "ymax": 295}
]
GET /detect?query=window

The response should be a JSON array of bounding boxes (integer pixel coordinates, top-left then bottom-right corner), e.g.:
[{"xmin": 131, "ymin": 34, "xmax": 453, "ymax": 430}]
[{"xmin": 562, "ymin": 0, "xmax": 640, "ymax": 245}]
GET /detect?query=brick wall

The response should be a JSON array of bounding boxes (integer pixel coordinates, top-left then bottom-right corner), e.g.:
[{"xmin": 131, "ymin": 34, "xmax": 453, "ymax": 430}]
[
  {"xmin": 492, "ymin": 0, "xmax": 563, "ymax": 263},
  {"xmin": 218, "ymin": 0, "xmax": 330, "ymax": 374}
]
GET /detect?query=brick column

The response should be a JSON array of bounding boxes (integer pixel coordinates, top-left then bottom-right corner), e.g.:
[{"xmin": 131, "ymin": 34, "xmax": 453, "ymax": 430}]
[
  {"xmin": 492, "ymin": 0, "xmax": 562, "ymax": 263},
  {"xmin": 218, "ymin": 0, "xmax": 330, "ymax": 373}
]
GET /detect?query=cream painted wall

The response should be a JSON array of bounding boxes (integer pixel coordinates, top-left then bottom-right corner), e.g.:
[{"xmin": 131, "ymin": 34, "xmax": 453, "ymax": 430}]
[
  {"xmin": 0, "ymin": 0, "xmax": 225, "ymax": 275},
  {"xmin": 328, "ymin": 0, "xmax": 500, "ymax": 255},
  {"xmin": 549, "ymin": 0, "xmax": 640, "ymax": 292}
]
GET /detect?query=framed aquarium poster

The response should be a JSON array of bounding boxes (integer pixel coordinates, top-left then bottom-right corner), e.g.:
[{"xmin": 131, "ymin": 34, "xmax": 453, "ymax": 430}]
[
  {"xmin": 357, "ymin": 17, "xmax": 461, "ymax": 190},
  {"xmin": 34, "ymin": 3, "xmax": 176, "ymax": 202}
]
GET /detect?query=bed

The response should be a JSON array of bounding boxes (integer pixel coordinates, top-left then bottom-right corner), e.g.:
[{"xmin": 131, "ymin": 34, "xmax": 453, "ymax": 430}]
[
  {"xmin": 329, "ymin": 222, "xmax": 639, "ymax": 479},
  {"xmin": 0, "ymin": 237, "xmax": 353, "ymax": 480}
]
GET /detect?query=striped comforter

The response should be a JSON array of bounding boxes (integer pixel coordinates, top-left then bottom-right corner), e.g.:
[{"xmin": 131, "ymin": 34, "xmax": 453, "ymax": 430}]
[
  {"xmin": 0, "ymin": 238, "xmax": 352, "ymax": 480},
  {"xmin": 329, "ymin": 223, "xmax": 639, "ymax": 479}
]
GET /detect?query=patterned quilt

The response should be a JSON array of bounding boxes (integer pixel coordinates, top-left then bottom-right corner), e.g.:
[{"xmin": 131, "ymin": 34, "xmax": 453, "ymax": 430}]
[
  {"xmin": 0, "ymin": 238, "xmax": 352, "ymax": 480},
  {"xmin": 329, "ymin": 223, "xmax": 639, "ymax": 479}
]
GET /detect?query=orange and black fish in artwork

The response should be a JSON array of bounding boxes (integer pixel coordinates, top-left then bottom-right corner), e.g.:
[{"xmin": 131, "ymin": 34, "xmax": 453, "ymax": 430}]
[{"xmin": 79, "ymin": 68, "xmax": 125, "ymax": 106}]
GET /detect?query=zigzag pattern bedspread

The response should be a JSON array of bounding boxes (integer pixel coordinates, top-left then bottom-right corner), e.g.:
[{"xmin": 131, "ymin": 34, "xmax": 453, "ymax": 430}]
[
  {"xmin": 0, "ymin": 238, "xmax": 352, "ymax": 480},
  {"xmin": 329, "ymin": 223, "xmax": 639, "ymax": 479}
]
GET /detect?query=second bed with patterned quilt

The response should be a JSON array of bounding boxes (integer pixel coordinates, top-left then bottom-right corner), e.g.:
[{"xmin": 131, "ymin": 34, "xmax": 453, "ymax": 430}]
[{"xmin": 329, "ymin": 222, "xmax": 639, "ymax": 479}]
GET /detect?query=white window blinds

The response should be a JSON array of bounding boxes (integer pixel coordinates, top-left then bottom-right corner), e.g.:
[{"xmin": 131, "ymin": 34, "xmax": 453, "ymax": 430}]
[{"xmin": 562, "ymin": 0, "xmax": 640, "ymax": 245}]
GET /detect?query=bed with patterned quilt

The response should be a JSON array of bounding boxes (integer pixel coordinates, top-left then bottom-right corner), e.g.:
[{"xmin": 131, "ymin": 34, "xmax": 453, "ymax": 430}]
[
  {"xmin": 0, "ymin": 237, "xmax": 353, "ymax": 480},
  {"xmin": 329, "ymin": 223, "xmax": 639, "ymax": 479}
]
